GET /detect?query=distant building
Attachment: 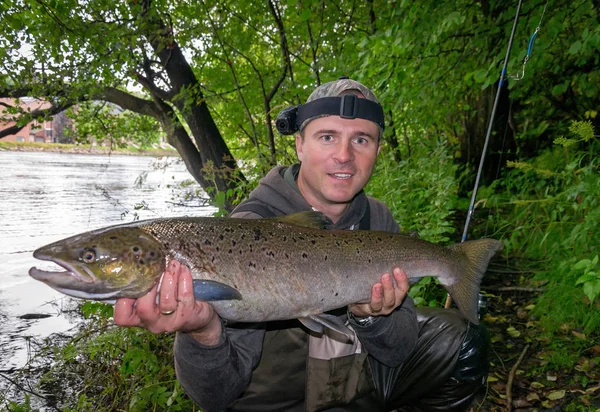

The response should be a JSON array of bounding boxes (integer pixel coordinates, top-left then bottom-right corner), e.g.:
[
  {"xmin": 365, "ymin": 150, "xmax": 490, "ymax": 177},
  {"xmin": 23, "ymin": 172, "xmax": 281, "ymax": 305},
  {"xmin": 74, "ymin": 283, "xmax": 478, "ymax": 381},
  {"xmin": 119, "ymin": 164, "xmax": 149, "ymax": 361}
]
[{"xmin": 0, "ymin": 97, "xmax": 72, "ymax": 143}]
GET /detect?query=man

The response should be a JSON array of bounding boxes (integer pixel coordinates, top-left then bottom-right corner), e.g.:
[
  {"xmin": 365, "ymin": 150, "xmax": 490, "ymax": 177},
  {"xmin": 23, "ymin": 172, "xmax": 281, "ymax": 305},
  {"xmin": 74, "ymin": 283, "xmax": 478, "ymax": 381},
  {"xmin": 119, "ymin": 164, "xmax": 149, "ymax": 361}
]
[{"xmin": 114, "ymin": 78, "xmax": 488, "ymax": 411}]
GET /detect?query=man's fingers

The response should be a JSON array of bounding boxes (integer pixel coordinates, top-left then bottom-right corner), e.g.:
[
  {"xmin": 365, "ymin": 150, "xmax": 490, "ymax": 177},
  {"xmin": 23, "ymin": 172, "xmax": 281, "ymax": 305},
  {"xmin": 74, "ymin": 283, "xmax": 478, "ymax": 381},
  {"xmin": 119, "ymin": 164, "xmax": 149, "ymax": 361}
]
[
  {"xmin": 135, "ymin": 282, "xmax": 160, "ymax": 322},
  {"xmin": 178, "ymin": 262, "xmax": 196, "ymax": 308},
  {"xmin": 114, "ymin": 298, "xmax": 141, "ymax": 326},
  {"xmin": 381, "ymin": 273, "xmax": 396, "ymax": 308},
  {"xmin": 392, "ymin": 267, "xmax": 409, "ymax": 306},
  {"xmin": 159, "ymin": 261, "xmax": 180, "ymax": 315},
  {"xmin": 369, "ymin": 283, "xmax": 383, "ymax": 312}
]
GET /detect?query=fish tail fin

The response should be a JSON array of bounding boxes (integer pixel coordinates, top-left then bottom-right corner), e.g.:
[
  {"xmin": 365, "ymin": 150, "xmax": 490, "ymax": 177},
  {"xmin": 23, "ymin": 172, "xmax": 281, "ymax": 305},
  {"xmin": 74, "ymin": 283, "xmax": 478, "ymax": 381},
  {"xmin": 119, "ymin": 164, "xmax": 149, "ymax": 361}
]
[{"xmin": 446, "ymin": 239, "xmax": 503, "ymax": 325}]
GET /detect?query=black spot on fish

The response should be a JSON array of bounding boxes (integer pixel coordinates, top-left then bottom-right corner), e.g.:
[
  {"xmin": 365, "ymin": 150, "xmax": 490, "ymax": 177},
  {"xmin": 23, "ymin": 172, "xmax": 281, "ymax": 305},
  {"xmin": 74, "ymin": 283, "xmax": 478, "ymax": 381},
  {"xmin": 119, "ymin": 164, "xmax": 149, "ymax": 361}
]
[
  {"xmin": 335, "ymin": 241, "xmax": 341, "ymax": 247},
  {"xmin": 219, "ymin": 234, "xmax": 224, "ymax": 241},
  {"xmin": 232, "ymin": 240, "xmax": 237, "ymax": 247},
  {"xmin": 356, "ymin": 249, "xmax": 360, "ymax": 255},
  {"xmin": 302, "ymin": 252, "xmax": 308, "ymax": 259},
  {"xmin": 228, "ymin": 249, "xmax": 233, "ymax": 254},
  {"xmin": 204, "ymin": 239, "xmax": 212, "ymax": 246},
  {"xmin": 211, "ymin": 256, "xmax": 216, "ymax": 263},
  {"xmin": 311, "ymin": 240, "xmax": 316, "ymax": 245},
  {"xmin": 110, "ymin": 236, "xmax": 117, "ymax": 240},
  {"xmin": 335, "ymin": 292, "xmax": 339, "ymax": 296},
  {"xmin": 254, "ymin": 228, "xmax": 261, "ymax": 241},
  {"xmin": 139, "ymin": 259, "xmax": 145, "ymax": 264},
  {"xmin": 285, "ymin": 253, "xmax": 289, "ymax": 258},
  {"xmin": 150, "ymin": 251, "xmax": 156, "ymax": 257},
  {"xmin": 282, "ymin": 235, "xmax": 287, "ymax": 241},
  {"xmin": 377, "ymin": 237, "xmax": 382, "ymax": 242},
  {"xmin": 324, "ymin": 255, "xmax": 328, "ymax": 261},
  {"xmin": 216, "ymin": 246, "xmax": 220, "ymax": 252},
  {"xmin": 298, "ymin": 236, "xmax": 305, "ymax": 241},
  {"xmin": 357, "ymin": 238, "xmax": 363, "ymax": 243}
]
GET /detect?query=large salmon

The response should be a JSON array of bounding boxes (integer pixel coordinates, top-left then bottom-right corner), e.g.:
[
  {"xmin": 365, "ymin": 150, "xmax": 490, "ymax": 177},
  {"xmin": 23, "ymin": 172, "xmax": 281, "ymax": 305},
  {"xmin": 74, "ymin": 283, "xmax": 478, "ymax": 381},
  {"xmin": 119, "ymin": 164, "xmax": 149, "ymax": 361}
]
[{"xmin": 29, "ymin": 212, "xmax": 502, "ymax": 336}]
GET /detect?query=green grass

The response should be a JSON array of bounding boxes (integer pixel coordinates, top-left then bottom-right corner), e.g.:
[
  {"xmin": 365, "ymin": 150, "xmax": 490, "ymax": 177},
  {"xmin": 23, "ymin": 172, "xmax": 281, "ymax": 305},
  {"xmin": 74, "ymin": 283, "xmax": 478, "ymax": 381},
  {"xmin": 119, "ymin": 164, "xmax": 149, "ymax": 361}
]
[{"xmin": 0, "ymin": 141, "xmax": 178, "ymax": 156}]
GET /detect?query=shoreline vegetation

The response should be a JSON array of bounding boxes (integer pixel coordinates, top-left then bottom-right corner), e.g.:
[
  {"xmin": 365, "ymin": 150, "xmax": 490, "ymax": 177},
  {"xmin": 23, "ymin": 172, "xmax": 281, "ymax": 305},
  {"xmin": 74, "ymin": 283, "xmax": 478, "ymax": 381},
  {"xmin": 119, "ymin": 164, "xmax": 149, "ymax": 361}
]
[{"xmin": 0, "ymin": 141, "xmax": 179, "ymax": 157}]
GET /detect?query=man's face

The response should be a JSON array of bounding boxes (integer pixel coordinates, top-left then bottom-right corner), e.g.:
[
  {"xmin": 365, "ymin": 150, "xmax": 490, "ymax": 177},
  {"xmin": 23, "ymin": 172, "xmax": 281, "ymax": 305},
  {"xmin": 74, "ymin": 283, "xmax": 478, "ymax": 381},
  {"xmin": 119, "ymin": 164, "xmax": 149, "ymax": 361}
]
[{"xmin": 295, "ymin": 115, "xmax": 381, "ymax": 211}]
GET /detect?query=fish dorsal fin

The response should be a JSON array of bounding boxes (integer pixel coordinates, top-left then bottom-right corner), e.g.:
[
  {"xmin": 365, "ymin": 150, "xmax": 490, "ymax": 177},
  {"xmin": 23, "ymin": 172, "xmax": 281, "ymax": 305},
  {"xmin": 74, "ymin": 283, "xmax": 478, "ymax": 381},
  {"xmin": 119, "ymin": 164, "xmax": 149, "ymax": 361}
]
[{"xmin": 275, "ymin": 211, "xmax": 330, "ymax": 229}]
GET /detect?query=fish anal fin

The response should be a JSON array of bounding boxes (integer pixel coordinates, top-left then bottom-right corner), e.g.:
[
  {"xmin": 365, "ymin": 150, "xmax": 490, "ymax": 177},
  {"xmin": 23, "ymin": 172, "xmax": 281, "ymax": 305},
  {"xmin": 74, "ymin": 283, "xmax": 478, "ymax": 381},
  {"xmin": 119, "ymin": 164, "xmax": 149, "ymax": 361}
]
[
  {"xmin": 447, "ymin": 239, "xmax": 503, "ymax": 325},
  {"xmin": 299, "ymin": 313, "xmax": 355, "ymax": 342},
  {"xmin": 192, "ymin": 280, "xmax": 242, "ymax": 301},
  {"xmin": 275, "ymin": 211, "xmax": 330, "ymax": 229}
]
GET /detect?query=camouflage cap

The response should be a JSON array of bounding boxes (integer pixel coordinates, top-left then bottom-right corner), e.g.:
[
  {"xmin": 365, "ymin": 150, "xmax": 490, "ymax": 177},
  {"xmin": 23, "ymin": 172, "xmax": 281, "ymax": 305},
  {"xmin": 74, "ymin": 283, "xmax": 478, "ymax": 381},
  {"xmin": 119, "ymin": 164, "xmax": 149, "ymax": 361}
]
[
  {"xmin": 306, "ymin": 77, "xmax": 380, "ymax": 104},
  {"xmin": 300, "ymin": 77, "xmax": 382, "ymax": 132}
]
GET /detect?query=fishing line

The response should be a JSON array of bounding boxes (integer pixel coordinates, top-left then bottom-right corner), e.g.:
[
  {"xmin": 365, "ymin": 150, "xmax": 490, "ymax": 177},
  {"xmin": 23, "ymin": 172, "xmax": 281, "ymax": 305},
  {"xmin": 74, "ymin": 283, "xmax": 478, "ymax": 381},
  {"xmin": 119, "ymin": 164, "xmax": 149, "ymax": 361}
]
[{"xmin": 510, "ymin": 0, "xmax": 549, "ymax": 81}]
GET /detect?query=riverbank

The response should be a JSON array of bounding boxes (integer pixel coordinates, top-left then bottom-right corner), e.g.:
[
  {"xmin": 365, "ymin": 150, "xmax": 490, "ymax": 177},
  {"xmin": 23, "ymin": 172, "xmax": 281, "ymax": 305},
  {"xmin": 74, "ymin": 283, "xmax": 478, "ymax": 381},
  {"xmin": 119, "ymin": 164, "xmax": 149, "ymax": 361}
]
[{"xmin": 0, "ymin": 141, "xmax": 179, "ymax": 157}]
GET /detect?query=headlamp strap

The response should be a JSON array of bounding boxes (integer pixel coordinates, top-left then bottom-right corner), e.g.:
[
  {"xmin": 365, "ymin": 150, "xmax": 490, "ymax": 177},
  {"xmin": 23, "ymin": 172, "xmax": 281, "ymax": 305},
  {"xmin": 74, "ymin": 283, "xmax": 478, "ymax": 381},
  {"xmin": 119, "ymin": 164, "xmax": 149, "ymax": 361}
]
[{"xmin": 297, "ymin": 96, "xmax": 385, "ymax": 130}]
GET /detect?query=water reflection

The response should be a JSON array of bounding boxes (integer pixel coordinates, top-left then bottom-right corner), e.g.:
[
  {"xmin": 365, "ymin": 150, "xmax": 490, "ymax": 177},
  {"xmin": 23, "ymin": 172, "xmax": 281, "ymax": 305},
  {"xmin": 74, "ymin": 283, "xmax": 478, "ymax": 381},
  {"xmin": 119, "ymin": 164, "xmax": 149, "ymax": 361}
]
[{"xmin": 0, "ymin": 151, "xmax": 214, "ymax": 372}]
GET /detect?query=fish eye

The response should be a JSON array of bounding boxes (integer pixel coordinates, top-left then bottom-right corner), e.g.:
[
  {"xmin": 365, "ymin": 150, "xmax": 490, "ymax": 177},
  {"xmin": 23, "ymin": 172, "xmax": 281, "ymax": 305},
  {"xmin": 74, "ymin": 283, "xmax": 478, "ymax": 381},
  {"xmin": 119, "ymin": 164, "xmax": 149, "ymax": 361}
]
[{"xmin": 81, "ymin": 248, "xmax": 96, "ymax": 263}]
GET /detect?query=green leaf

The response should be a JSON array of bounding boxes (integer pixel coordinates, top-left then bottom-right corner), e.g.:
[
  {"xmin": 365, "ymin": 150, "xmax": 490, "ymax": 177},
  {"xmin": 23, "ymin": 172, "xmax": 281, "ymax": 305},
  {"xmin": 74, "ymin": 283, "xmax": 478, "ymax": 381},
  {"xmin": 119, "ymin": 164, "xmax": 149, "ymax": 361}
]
[{"xmin": 568, "ymin": 40, "xmax": 582, "ymax": 54}]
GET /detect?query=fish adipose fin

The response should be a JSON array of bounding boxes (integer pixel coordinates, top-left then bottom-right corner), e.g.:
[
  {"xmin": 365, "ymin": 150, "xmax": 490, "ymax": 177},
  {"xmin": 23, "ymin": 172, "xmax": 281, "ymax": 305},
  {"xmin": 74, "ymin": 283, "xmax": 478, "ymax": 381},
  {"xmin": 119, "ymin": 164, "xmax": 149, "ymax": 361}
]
[
  {"xmin": 298, "ymin": 313, "xmax": 355, "ymax": 342},
  {"xmin": 275, "ymin": 211, "xmax": 331, "ymax": 229},
  {"xmin": 192, "ymin": 280, "xmax": 242, "ymax": 301},
  {"xmin": 446, "ymin": 239, "xmax": 503, "ymax": 325}
]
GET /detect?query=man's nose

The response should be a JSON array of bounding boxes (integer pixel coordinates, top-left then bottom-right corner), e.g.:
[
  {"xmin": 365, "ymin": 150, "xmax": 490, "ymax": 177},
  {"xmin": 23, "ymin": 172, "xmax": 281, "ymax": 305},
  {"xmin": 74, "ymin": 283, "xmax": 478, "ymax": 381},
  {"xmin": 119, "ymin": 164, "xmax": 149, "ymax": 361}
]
[{"xmin": 333, "ymin": 141, "xmax": 354, "ymax": 163}]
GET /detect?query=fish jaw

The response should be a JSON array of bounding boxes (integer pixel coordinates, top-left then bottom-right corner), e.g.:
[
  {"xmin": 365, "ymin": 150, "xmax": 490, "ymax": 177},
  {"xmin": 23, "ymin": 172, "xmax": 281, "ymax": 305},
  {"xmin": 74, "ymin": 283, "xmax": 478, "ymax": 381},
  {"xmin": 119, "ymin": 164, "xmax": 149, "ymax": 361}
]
[
  {"xmin": 29, "ymin": 226, "xmax": 167, "ymax": 301},
  {"xmin": 29, "ymin": 250, "xmax": 123, "ymax": 300}
]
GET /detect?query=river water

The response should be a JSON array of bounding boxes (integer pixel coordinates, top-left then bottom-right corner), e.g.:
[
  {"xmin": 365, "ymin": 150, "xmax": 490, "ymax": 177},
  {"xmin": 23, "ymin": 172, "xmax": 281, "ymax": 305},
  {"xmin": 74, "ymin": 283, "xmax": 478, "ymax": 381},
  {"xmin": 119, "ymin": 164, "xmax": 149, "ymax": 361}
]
[{"xmin": 0, "ymin": 151, "xmax": 214, "ymax": 374}]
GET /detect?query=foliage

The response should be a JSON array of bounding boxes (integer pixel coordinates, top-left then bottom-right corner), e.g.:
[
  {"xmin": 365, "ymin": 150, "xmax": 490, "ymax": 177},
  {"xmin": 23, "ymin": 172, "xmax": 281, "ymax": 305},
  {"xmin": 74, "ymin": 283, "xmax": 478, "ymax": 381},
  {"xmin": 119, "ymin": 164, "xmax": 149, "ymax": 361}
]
[
  {"xmin": 33, "ymin": 302, "xmax": 195, "ymax": 411},
  {"xmin": 65, "ymin": 101, "xmax": 163, "ymax": 149},
  {"xmin": 366, "ymin": 141, "xmax": 463, "ymax": 307},
  {"xmin": 483, "ymin": 121, "xmax": 600, "ymax": 334}
]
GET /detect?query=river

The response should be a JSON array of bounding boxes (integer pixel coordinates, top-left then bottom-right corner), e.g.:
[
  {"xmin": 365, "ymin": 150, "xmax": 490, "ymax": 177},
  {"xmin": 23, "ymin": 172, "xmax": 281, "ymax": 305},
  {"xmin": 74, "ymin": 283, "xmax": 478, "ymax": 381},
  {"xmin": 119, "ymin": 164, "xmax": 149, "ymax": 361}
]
[{"xmin": 0, "ymin": 151, "xmax": 214, "ymax": 375}]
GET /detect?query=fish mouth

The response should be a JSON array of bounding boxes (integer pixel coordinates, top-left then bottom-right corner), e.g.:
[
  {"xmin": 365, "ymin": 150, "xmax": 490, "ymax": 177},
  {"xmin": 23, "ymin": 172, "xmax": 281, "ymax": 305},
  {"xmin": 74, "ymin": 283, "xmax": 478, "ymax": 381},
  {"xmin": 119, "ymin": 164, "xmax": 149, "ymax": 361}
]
[{"xmin": 30, "ymin": 251, "xmax": 95, "ymax": 284}]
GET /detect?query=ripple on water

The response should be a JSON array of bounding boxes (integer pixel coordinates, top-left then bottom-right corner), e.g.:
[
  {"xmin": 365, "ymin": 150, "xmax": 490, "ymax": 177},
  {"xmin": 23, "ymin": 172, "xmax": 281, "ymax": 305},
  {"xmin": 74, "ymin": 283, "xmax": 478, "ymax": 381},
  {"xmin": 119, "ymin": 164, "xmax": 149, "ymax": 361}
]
[{"xmin": 0, "ymin": 151, "xmax": 214, "ymax": 374}]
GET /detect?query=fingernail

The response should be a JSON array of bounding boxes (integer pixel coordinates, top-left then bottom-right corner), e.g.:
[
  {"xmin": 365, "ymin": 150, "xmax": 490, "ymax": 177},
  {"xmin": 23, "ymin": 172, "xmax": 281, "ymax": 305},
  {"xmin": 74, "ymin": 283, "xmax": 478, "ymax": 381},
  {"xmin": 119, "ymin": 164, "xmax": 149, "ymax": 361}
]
[{"xmin": 383, "ymin": 274, "xmax": 390, "ymax": 282}]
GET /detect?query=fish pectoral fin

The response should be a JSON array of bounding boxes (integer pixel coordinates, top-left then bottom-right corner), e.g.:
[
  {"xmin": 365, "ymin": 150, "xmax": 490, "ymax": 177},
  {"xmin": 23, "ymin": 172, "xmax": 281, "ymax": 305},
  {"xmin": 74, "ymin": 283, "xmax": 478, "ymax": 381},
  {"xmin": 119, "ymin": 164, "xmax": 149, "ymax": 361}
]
[
  {"xmin": 298, "ymin": 314, "xmax": 355, "ymax": 343},
  {"xmin": 275, "ymin": 211, "xmax": 331, "ymax": 229},
  {"xmin": 192, "ymin": 280, "xmax": 242, "ymax": 301}
]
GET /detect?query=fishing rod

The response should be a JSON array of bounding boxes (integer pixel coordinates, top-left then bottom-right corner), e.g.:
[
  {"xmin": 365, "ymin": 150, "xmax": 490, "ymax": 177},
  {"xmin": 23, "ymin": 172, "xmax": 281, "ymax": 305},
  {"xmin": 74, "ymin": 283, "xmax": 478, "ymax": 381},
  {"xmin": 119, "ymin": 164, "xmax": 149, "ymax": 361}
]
[
  {"xmin": 461, "ymin": 0, "xmax": 524, "ymax": 242},
  {"xmin": 445, "ymin": 0, "xmax": 524, "ymax": 311}
]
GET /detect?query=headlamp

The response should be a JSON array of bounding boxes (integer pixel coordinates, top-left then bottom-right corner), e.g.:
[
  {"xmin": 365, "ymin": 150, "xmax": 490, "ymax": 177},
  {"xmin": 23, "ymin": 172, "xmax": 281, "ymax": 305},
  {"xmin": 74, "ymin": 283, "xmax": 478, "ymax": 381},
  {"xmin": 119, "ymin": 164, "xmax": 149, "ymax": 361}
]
[{"xmin": 275, "ymin": 95, "xmax": 385, "ymax": 135}]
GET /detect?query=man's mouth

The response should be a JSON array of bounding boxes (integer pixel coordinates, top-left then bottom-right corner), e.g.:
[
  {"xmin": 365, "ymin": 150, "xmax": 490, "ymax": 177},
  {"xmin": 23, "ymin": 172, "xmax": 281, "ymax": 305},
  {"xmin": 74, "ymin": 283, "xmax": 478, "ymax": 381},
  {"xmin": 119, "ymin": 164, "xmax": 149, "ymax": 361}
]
[{"xmin": 329, "ymin": 173, "xmax": 353, "ymax": 180}]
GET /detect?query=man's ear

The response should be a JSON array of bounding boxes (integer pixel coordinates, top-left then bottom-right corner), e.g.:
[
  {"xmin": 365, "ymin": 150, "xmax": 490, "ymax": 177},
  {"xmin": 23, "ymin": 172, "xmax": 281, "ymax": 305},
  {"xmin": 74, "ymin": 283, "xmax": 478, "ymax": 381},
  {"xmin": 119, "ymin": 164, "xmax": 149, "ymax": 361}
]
[{"xmin": 295, "ymin": 133, "xmax": 304, "ymax": 162}]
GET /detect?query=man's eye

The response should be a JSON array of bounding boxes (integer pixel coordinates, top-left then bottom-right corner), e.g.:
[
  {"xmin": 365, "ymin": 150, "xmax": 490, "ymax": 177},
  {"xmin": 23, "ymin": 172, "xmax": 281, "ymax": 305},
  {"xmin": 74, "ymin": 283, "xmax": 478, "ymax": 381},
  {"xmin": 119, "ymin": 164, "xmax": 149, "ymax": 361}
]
[
  {"xmin": 320, "ymin": 135, "xmax": 334, "ymax": 142},
  {"xmin": 354, "ymin": 137, "xmax": 369, "ymax": 145}
]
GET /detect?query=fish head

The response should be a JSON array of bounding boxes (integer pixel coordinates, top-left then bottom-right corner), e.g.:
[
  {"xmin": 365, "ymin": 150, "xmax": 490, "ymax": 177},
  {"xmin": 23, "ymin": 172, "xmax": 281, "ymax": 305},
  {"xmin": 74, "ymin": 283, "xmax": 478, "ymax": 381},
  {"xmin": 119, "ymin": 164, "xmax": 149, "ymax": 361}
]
[{"xmin": 29, "ymin": 227, "xmax": 166, "ymax": 300}]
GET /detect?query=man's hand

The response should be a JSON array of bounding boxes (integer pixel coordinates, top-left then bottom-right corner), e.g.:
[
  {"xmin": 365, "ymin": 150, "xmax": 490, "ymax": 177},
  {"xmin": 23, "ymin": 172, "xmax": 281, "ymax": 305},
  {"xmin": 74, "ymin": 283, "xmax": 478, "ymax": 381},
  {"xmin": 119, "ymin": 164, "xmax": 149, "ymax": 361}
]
[
  {"xmin": 113, "ymin": 260, "xmax": 223, "ymax": 346},
  {"xmin": 349, "ymin": 267, "xmax": 409, "ymax": 317}
]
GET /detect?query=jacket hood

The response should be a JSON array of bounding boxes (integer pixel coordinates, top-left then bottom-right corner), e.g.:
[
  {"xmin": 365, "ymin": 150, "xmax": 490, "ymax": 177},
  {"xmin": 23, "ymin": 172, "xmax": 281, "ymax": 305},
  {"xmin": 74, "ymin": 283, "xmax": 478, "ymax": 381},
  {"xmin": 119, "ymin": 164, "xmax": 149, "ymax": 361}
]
[{"xmin": 243, "ymin": 165, "xmax": 369, "ymax": 230}]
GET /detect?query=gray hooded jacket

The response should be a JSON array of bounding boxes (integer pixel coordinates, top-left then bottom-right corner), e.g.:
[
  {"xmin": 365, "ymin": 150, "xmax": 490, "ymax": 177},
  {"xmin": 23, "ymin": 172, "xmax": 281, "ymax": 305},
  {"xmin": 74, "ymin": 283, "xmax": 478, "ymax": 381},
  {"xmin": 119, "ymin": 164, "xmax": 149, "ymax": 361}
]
[{"xmin": 174, "ymin": 165, "xmax": 418, "ymax": 411}]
